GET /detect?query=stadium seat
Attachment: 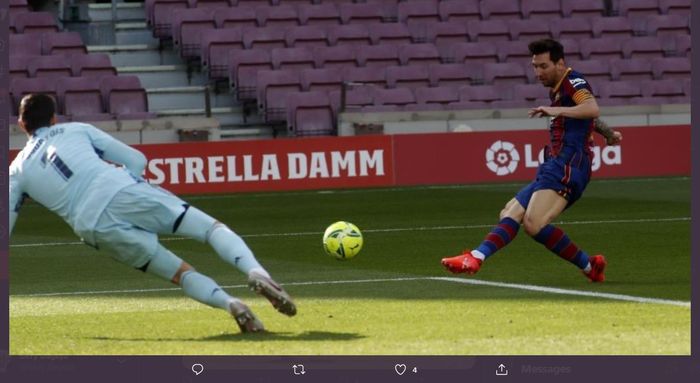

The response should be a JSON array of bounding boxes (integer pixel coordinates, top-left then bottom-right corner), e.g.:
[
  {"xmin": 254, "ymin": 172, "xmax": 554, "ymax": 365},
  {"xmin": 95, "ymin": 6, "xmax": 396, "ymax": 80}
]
[
  {"xmin": 28, "ymin": 55, "xmax": 72, "ymax": 79},
  {"xmin": 256, "ymin": 69, "xmax": 303, "ymax": 122},
  {"xmin": 520, "ymin": 0, "xmax": 563, "ymax": 19},
  {"xmin": 42, "ymin": 32, "xmax": 87, "ymax": 56},
  {"xmin": 550, "ymin": 17, "xmax": 594, "ymax": 40},
  {"xmin": 150, "ymin": 0, "xmax": 189, "ymax": 38},
  {"xmin": 327, "ymin": 25, "xmax": 372, "ymax": 46},
  {"xmin": 314, "ymin": 45, "xmax": 358, "ymax": 69},
  {"xmin": 337, "ymin": 84, "xmax": 375, "ymax": 111},
  {"xmin": 14, "ymin": 11, "xmax": 59, "ymax": 34},
  {"xmin": 425, "ymin": 22, "xmax": 469, "ymax": 46},
  {"xmin": 480, "ymin": 0, "xmax": 521, "ymax": 20},
  {"xmin": 287, "ymin": 25, "xmax": 329, "ymax": 49},
  {"xmin": 228, "ymin": 49, "xmax": 273, "ymax": 99},
  {"xmin": 414, "ymin": 86, "xmax": 459, "ymax": 108},
  {"xmin": 568, "ymin": 59, "xmax": 613, "ymax": 83},
  {"xmin": 243, "ymin": 26, "xmax": 289, "ymax": 50},
  {"xmin": 200, "ymin": 28, "xmax": 244, "ymax": 78},
  {"xmin": 398, "ymin": 0, "xmax": 440, "ymax": 26},
  {"xmin": 597, "ymin": 81, "xmax": 643, "ymax": 105},
  {"xmin": 559, "ymin": 38, "xmax": 583, "ymax": 60},
  {"xmin": 301, "ymin": 68, "xmax": 343, "ymax": 93},
  {"xmin": 496, "ymin": 41, "xmax": 533, "ymax": 64},
  {"xmin": 339, "ymin": 3, "xmax": 386, "ymax": 24},
  {"xmin": 57, "ymin": 77, "xmax": 111, "ymax": 121},
  {"xmin": 447, "ymin": 42, "xmax": 498, "ymax": 66},
  {"xmin": 622, "ymin": 36, "xmax": 671, "ymax": 59},
  {"xmin": 659, "ymin": 0, "xmax": 691, "ymax": 15},
  {"xmin": 10, "ymin": 34, "xmax": 42, "ymax": 57},
  {"xmin": 617, "ymin": 0, "xmax": 662, "ymax": 17},
  {"xmin": 438, "ymin": 0, "xmax": 480, "ymax": 23},
  {"xmin": 467, "ymin": 19, "xmax": 510, "ymax": 42},
  {"xmin": 429, "ymin": 63, "xmax": 483, "ymax": 87},
  {"xmin": 398, "ymin": 44, "xmax": 441, "ymax": 66},
  {"xmin": 71, "ymin": 54, "xmax": 117, "ymax": 78},
  {"xmin": 343, "ymin": 66, "xmax": 387, "ymax": 88},
  {"xmin": 369, "ymin": 87, "xmax": 415, "ymax": 111},
  {"xmin": 298, "ymin": 3, "xmax": 342, "ymax": 26},
  {"xmin": 214, "ymin": 6, "xmax": 258, "ymax": 29},
  {"xmin": 236, "ymin": 0, "xmax": 272, "ymax": 7},
  {"xmin": 483, "ymin": 63, "xmax": 528, "ymax": 86},
  {"xmin": 611, "ymin": 58, "xmax": 654, "ymax": 81},
  {"xmin": 10, "ymin": 56, "xmax": 34, "ymax": 81},
  {"xmin": 171, "ymin": 8, "xmax": 216, "ymax": 58},
  {"xmin": 508, "ymin": 19, "xmax": 552, "ymax": 41},
  {"xmin": 11, "ymin": 77, "xmax": 60, "ymax": 113},
  {"xmin": 368, "ymin": 23, "xmax": 412, "ymax": 45},
  {"xmin": 257, "ymin": 5, "xmax": 300, "ymax": 28},
  {"xmin": 640, "ymin": 79, "xmax": 687, "ymax": 103},
  {"xmin": 187, "ymin": 0, "xmax": 230, "ymax": 10},
  {"xmin": 674, "ymin": 34, "xmax": 690, "ymax": 57},
  {"xmin": 272, "ymin": 47, "xmax": 316, "ymax": 70},
  {"xmin": 100, "ymin": 76, "xmax": 152, "ymax": 120},
  {"xmin": 512, "ymin": 83, "xmax": 549, "ymax": 102},
  {"xmin": 651, "ymin": 57, "xmax": 691, "ymax": 80},
  {"xmin": 591, "ymin": 17, "xmax": 636, "ymax": 38},
  {"xmin": 456, "ymin": 84, "xmax": 502, "ymax": 108},
  {"xmin": 285, "ymin": 90, "xmax": 335, "ymax": 136},
  {"xmin": 645, "ymin": 14, "xmax": 690, "ymax": 37},
  {"xmin": 580, "ymin": 37, "xmax": 625, "ymax": 60},
  {"xmin": 681, "ymin": 78, "xmax": 691, "ymax": 98},
  {"xmin": 386, "ymin": 65, "xmax": 431, "ymax": 90},
  {"xmin": 561, "ymin": 0, "xmax": 606, "ymax": 18},
  {"xmin": 356, "ymin": 44, "xmax": 401, "ymax": 68}
]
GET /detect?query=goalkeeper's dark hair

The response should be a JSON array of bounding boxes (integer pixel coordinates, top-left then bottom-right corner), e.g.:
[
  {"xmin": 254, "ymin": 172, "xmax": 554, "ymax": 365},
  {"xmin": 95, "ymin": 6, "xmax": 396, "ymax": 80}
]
[
  {"xmin": 19, "ymin": 93, "xmax": 56, "ymax": 134},
  {"xmin": 528, "ymin": 39, "xmax": 565, "ymax": 63}
]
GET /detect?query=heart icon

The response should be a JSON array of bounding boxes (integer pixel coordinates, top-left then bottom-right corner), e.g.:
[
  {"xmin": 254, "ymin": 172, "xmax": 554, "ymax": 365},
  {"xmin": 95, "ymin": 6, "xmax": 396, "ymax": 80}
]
[{"xmin": 395, "ymin": 364, "xmax": 407, "ymax": 375}]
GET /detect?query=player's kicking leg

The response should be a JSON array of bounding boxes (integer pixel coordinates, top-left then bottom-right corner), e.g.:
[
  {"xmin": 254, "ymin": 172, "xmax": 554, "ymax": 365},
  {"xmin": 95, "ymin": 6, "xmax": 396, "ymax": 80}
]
[
  {"xmin": 441, "ymin": 198, "xmax": 524, "ymax": 275},
  {"xmin": 175, "ymin": 206, "xmax": 297, "ymax": 316}
]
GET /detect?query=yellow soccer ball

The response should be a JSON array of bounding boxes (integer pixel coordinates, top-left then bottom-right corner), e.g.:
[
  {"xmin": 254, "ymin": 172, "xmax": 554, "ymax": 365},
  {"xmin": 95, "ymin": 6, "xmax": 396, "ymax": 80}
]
[{"xmin": 322, "ymin": 221, "xmax": 363, "ymax": 260}]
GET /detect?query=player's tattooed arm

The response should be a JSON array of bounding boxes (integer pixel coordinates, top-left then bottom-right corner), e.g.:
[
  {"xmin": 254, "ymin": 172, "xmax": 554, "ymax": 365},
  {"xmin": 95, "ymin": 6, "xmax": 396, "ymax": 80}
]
[{"xmin": 594, "ymin": 119, "xmax": 622, "ymax": 145}]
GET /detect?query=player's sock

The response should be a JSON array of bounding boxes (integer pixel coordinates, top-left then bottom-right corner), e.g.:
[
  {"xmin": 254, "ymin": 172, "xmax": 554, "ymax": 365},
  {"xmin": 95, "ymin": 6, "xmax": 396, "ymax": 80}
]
[
  {"xmin": 474, "ymin": 217, "xmax": 520, "ymax": 260},
  {"xmin": 207, "ymin": 223, "xmax": 266, "ymax": 277},
  {"xmin": 180, "ymin": 270, "xmax": 234, "ymax": 310},
  {"xmin": 533, "ymin": 224, "xmax": 590, "ymax": 270}
]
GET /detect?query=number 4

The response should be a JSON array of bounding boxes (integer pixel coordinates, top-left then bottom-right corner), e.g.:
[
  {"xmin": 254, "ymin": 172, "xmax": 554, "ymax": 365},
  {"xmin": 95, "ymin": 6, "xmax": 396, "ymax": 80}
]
[{"xmin": 412, "ymin": 367, "xmax": 418, "ymax": 374}]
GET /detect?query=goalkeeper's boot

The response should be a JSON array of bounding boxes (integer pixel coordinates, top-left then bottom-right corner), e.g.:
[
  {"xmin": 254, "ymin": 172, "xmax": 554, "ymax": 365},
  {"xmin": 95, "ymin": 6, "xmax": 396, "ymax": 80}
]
[
  {"xmin": 584, "ymin": 254, "xmax": 607, "ymax": 283},
  {"xmin": 441, "ymin": 250, "xmax": 482, "ymax": 275},
  {"xmin": 228, "ymin": 299, "xmax": 265, "ymax": 333},
  {"xmin": 248, "ymin": 271, "xmax": 297, "ymax": 317}
]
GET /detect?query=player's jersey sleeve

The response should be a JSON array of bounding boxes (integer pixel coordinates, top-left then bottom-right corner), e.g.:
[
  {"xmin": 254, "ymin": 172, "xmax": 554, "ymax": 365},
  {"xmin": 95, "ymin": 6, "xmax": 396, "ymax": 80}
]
[
  {"xmin": 82, "ymin": 124, "xmax": 148, "ymax": 176},
  {"xmin": 566, "ymin": 72, "xmax": 594, "ymax": 105},
  {"xmin": 8, "ymin": 159, "xmax": 25, "ymax": 235}
]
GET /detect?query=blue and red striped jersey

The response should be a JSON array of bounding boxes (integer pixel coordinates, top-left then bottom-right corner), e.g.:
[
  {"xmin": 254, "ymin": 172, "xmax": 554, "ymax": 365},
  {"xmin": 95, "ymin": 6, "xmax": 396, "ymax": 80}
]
[{"xmin": 548, "ymin": 68, "xmax": 596, "ymax": 159}]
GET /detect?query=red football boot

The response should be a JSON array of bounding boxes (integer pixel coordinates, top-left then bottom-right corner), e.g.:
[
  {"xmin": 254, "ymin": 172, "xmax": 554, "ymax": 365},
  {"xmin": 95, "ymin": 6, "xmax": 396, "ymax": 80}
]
[
  {"xmin": 441, "ymin": 250, "xmax": 482, "ymax": 275},
  {"xmin": 584, "ymin": 255, "xmax": 607, "ymax": 283}
]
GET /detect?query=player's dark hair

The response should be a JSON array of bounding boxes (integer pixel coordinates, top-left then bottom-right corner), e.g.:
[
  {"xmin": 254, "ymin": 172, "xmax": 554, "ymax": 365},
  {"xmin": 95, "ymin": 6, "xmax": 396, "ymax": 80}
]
[
  {"xmin": 528, "ymin": 39, "xmax": 565, "ymax": 63},
  {"xmin": 19, "ymin": 93, "xmax": 56, "ymax": 134}
]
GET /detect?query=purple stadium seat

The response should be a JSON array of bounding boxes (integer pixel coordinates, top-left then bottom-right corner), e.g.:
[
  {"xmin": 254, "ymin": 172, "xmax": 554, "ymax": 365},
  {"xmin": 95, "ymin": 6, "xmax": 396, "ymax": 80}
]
[
  {"xmin": 521, "ymin": 0, "xmax": 563, "ymax": 19},
  {"xmin": 480, "ymin": 0, "xmax": 521, "ymax": 20},
  {"xmin": 343, "ymin": 66, "xmax": 387, "ymax": 88},
  {"xmin": 236, "ymin": 0, "xmax": 271, "ymax": 7},
  {"xmin": 338, "ymin": 85, "xmax": 375, "ymax": 111},
  {"xmin": 271, "ymin": 47, "xmax": 316, "ymax": 70},
  {"xmin": 438, "ymin": 0, "xmax": 480, "ymax": 23},
  {"xmin": 399, "ymin": 44, "xmax": 441, "ymax": 66},
  {"xmin": 256, "ymin": 69, "xmax": 303, "ymax": 122},
  {"xmin": 508, "ymin": 19, "xmax": 552, "ymax": 41},
  {"xmin": 674, "ymin": 34, "xmax": 690, "ymax": 57},
  {"xmin": 568, "ymin": 59, "xmax": 612, "ymax": 83},
  {"xmin": 285, "ymin": 90, "xmax": 335, "ymax": 136},
  {"xmin": 597, "ymin": 81, "xmax": 643, "ymax": 105},
  {"xmin": 550, "ymin": 17, "xmax": 594, "ymax": 40},
  {"xmin": 645, "ymin": 14, "xmax": 690, "ymax": 37},
  {"xmin": 561, "ymin": 0, "xmax": 606, "ymax": 18},
  {"xmin": 200, "ymin": 28, "xmax": 244, "ymax": 78},
  {"xmin": 339, "ymin": 3, "xmax": 386, "ymax": 24},
  {"xmin": 327, "ymin": 25, "xmax": 372, "ymax": 47},
  {"xmin": 171, "ymin": 9, "xmax": 216, "ymax": 58},
  {"xmin": 187, "ymin": 0, "xmax": 230, "ymax": 9},
  {"xmin": 368, "ymin": 23, "xmax": 412, "ymax": 45},
  {"xmin": 100, "ymin": 76, "xmax": 152, "ymax": 119},
  {"xmin": 622, "ymin": 36, "xmax": 671, "ymax": 59},
  {"xmin": 301, "ymin": 68, "xmax": 343, "ymax": 93},
  {"xmin": 299, "ymin": 3, "xmax": 342, "ymax": 26},
  {"xmin": 414, "ymin": 86, "xmax": 459, "ymax": 107},
  {"xmin": 455, "ymin": 85, "xmax": 502, "ymax": 108},
  {"xmin": 10, "ymin": 56, "xmax": 34, "ymax": 81},
  {"xmin": 512, "ymin": 83, "xmax": 548, "ymax": 102},
  {"xmin": 41, "ymin": 32, "xmax": 87, "ymax": 56},
  {"xmin": 467, "ymin": 19, "xmax": 510, "ymax": 42},
  {"xmin": 287, "ymin": 25, "xmax": 329, "ymax": 49},
  {"xmin": 71, "ymin": 54, "xmax": 117, "ymax": 78},
  {"xmin": 448, "ymin": 42, "xmax": 498, "ymax": 66},
  {"xmin": 398, "ymin": 0, "xmax": 440, "ymax": 25},
  {"xmin": 681, "ymin": 78, "xmax": 691, "ymax": 97},
  {"xmin": 28, "ymin": 55, "xmax": 72, "ymax": 79},
  {"xmin": 651, "ymin": 57, "xmax": 690, "ymax": 80},
  {"xmin": 315, "ymin": 45, "xmax": 358, "ymax": 69},
  {"xmin": 659, "ymin": 0, "xmax": 691, "ymax": 15},
  {"xmin": 425, "ymin": 22, "xmax": 469, "ymax": 46},
  {"xmin": 559, "ymin": 38, "xmax": 583, "ymax": 61},
  {"xmin": 591, "ymin": 17, "xmax": 635, "ymax": 38},
  {"xmin": 429, "ymin": 63, "xmax": 483, "ymax": 87},
  {"xmin": 243, "ymin": 26, "xmax": 288, "ymax": 50},
  {"xmin": 257, "ymin": 5, "xmax": 300, "ymax": 28},
  {"xmin": 57, "ymin": 77, "xmax": 111, "ymax": 121},
  {"xmin": 11, "ymin": 77, "xmax": 60, "ymax": 114},
  {"xmin": 497, "ymin": 41, "xmax": 533, "ymax": 64},
  {"xmin": 386, "ymin": 65, "xmax": 430, "ymax": 90},
  {"xmin": 611, "ymin": 58, "xmax": 654, "ymax": 81},
  {"xmin": 214, "ymin": 6, "xmax": 258, "ymax": 29},
  {"xmin": 370, "ymin": 87, "xmax": 415, "ymax": 111},
  {"xmin": 357, "ymin": 44, "xmax": 400, "ymax": 68},
  {"xmin": 151, "ymin": 0, "xmax": 189, "ymax": 38},
  {"xmin": 10, "ymin": 34, "xmax": 42, "ymax": 56},
  {"xmin": 580, "ymin": 37, "xmax": 625, "ymax": 60},
  {"xmin": 228, "ymin": 49, "xmax": 272, "ymax": 99},
  {"xmin": 15, "ymin": 12, "xmax": 59, "ymax": 34},
  {"xmin": 483, "ymin": 63, "xmax": 528, "ymax": 86},
  {"xmin": 640, "ymin": 79, "xmax": 687, "ymax": 103},
  {"xmin": 618, "ymin": 0, "xmax": 662, "ymax": 17}
]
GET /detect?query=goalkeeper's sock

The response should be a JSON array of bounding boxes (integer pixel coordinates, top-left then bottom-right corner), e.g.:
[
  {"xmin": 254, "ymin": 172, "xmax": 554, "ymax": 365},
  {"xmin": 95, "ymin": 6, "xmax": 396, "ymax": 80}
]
[
  {"xmin": 533, "ymin": 224, "xmax": 590, "ymax": 270},
  {"xmin": 207, "ymin": 223, "xmax": 267, "ymax": 277},
  {"xmin": 180, "ymin": 270, "xmax": 234, "ymax": 310},
  {"xmin": 474, "ymin": 217, "xmax": 520, "ymax": 259}
]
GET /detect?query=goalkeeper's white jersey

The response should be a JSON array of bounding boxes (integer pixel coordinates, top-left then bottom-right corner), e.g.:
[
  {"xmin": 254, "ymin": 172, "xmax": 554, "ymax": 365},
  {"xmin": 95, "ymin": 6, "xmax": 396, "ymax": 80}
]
[{"xmin": 9, "ymin": 122, "xmax": 147, "ymax": 235}]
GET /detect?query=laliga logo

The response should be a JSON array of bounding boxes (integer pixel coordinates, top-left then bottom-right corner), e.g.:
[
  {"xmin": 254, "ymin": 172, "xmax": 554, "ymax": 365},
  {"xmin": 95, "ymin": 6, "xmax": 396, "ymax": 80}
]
[{"xmin": 486, "ymin": 140, "xmax": 520, "ymax": 176}]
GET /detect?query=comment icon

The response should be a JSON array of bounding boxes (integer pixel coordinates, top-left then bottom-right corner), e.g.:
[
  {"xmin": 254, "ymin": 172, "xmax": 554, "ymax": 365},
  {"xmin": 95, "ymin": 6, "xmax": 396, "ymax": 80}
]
[{"xmin": 192, "ymin": 363, "xmax": 204, "ymax": 376}]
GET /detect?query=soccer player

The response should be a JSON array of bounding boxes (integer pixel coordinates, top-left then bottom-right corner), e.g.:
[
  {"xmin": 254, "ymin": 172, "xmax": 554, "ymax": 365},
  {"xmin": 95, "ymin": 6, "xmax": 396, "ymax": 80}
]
[
  {"xmin": 441, "ymin": 39, "xmax": 622, "ymax": 282},
  {"xmin": 9, "ymin": 94, "xmax": 296, "ymax": 333}
]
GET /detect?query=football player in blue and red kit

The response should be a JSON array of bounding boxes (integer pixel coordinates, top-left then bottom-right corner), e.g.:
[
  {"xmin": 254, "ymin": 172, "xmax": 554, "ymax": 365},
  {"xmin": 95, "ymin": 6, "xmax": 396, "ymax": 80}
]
[{"xmin": 441, "ymin": 39, "xmax": 622, "ymax": 282}]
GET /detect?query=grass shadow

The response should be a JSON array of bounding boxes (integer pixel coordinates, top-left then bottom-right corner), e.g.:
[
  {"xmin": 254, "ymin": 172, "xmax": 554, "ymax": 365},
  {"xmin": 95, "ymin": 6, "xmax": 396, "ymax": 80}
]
[{"xmin": 90, "ymin": 330, "xmax": 365, "ymax": 343}]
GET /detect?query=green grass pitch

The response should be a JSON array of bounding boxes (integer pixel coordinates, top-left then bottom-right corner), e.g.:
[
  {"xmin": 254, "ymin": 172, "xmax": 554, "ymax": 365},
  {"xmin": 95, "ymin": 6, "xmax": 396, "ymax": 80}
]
[{"xmin": 9, "ymin": 177, "xmax": 690, "ymax": 355}]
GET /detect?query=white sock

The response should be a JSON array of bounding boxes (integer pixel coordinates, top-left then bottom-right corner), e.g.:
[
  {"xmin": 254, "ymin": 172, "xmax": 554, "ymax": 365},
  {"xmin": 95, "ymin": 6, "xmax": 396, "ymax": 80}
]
[
  {"xmin": 471, "ymin": 249, "xmax": 486, "ymax": 261},
  {"xmin": 583, "ymin": 263, "xmax": 592, "ymax": 274},
  {"xmin": 180, "ymin": 270, "xmax": 233, "ymax": 310},
  {"xmin": 207, "ymin": 224, "xmax": 265, "ymax": 276}
]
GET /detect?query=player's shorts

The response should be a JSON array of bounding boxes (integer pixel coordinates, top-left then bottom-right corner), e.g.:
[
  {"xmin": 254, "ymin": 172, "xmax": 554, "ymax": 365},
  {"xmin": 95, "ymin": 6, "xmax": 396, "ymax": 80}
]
[
  {"xmin": 78, "ymin": 182, "xmax": 189, "ymax": 268},
  {"xmin": 515, "ymin": 151, "xmax": 591, "ymax": 210}
]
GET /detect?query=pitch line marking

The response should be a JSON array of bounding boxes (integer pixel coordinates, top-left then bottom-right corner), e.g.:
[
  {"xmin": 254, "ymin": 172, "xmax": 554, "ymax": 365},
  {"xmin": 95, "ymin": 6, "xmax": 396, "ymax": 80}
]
[
  {"xmin": 13, "ymin": 276, "xmax": 690, "ymax": 308},
  {"xmin": 9, "ymin": 217, "xmax": 691, "ymax": 248}
]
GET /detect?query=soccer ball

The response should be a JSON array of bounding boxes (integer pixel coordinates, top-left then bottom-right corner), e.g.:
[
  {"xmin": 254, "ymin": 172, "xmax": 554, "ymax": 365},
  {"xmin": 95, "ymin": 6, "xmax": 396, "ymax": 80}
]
[{"xmin": 322, "ymin": 221, "xmax": 363, "ymax": 260}]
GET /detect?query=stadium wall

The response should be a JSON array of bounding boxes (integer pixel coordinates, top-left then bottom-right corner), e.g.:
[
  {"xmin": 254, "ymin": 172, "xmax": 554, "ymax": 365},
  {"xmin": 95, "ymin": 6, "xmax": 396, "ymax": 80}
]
[{"xmin": 9, "ymin": 126, "xmax": 689, "ymax": 195}]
